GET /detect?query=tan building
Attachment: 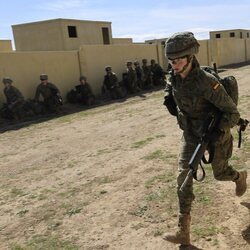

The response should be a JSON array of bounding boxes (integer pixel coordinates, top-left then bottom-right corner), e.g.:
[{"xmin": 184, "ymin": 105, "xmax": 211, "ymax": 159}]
[
  {"xmin": 145, "ymin": 38, "xmax": 167, "ymax": 45},
  {"xmin": 210, "ymin": 29, "xmax": 250, "ymax": 39},
  {"xmin": 0, "ymin": 40, "xmax": 12, "ymax": 51},
  {"xmin": 12, "ymin": 18, "xmax": 113, "ymax": 51}
]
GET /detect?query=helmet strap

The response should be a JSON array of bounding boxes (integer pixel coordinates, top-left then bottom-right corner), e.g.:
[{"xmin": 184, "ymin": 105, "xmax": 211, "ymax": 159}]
[{"xmin": 178, "ymin": 55, "xmax": 193, "ymax": 74}]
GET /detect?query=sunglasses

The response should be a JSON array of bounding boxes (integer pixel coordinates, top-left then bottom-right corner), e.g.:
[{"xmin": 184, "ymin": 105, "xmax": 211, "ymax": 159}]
[{"xmin": 168, "ymin": 56, "xmax": 187, "ymax": 64}]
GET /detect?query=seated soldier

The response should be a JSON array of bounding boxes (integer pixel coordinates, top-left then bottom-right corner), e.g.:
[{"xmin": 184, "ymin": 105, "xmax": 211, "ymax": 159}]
[
  {"xmin": 150, "ymin": 59, "xmax": 165, "ymax": 86},
  {"xmin": 124, "ymin": 61, "xmax": 139, "ymax": 93},
  {"xmin": 134, "ymin": 60, "xmax": 144, "ymax": 89},
  {"xmin": 34, "ymin": 74, "xmax": 62, "ymax": 113},
  {"xmin": 142, "ymin": 59, "xmax": 153, "ymax": 89},
  {"xmin": 67, "ymin": 76, "xmax": 95, "ymax": 106},
  {"xmin": 1, "ymin": 77, "xmax": 25, "ymax": 120},
  {"xmin": 102, "ymin": 66, "xmax": 126, "ymax": 99}
]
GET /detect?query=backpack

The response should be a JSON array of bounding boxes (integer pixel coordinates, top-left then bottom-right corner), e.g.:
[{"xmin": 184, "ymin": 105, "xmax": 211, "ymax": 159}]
[
  {"xmin": 201, "ymin": 66, "xmax": 238, "ymax": 105},
  {"xmin": 201, "ymin": 66, "xmax": 248, "ymax": 148}
]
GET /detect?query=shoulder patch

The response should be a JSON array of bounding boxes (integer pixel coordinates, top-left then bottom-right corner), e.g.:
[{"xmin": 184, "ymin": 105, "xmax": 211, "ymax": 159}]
[
  {"xmin": 211, "ymin": 81, "xmax": 221, "ymax": 90},
  {"xmin": 213, "ymin": 83, "xmax": 220, "ymax": 90}
]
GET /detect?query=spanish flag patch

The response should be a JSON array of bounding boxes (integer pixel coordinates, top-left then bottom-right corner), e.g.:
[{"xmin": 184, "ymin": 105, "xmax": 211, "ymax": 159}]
[{"xmin": 213, "ymin": 83, "xmax": 220, "ymax": 90}]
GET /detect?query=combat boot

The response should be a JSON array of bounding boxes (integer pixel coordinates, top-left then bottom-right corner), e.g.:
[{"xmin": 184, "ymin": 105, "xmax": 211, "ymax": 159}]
[
  {"xmin": 235, "ymin": 170, "xmax": 247, "ymax": 196},
  {"xmin": 163, "ymin": 213, "xmax": 191, "ymax": 245}
]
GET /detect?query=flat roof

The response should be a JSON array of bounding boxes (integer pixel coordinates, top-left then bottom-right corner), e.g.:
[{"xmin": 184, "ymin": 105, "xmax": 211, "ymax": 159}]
[
  {"xmin": 12, "ymin": 18, "xmax": 111, "ymax": 27},
  {"xmin": 210, "ymin": 29, "xmax": 250, "ymax": 33}
]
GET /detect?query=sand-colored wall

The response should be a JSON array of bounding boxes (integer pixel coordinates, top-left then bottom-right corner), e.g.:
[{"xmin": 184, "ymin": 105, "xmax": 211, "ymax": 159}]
[
  {"xmin": 245, "ymin": 39, "xmax": 250, "ymax": 61},
  {"xmin": 12, "ymin": 19, "xmax": 112, "ymax": 51},
  {"xmin": 60, "ymin": 19, "xmax": 112, "ymax": 50},
  {"xmin": 0, "ymin": 40, "xmax": 13, "ymax": 51},
  {"xmin": 12, "ymin": 20, "xmax": 64, "ymax": 51},
  {"xmin": 0, "ymin": 51, "xmax": 80, "ymax": 104},
  {"xmin": 211, "ymin": 38, "xmax": 246, "ymax": 66},
  {"xmin": 113, "ymin": 38, "xmax": 133, "ymax": 44},
  {"xmin": 78, "ymin": 44, "xmax": 159, "ymax": 94},
  {"xmin": 196, "ymin": 40, "xmax": 210, "ymax": 66}
]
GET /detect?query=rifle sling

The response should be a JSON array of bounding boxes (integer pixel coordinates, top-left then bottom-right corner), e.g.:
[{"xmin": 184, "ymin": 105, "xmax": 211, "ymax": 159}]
[
  {"xmin": 202, "ymin": 146, "xmax": 214, "ymax": 164},
  {"xmin": 192, "ymin": 162, "xmax": 206, "ymax": 182},
  {"xmin": 238, "ymin": 127, "xmax": 242, "ymax": 148}
]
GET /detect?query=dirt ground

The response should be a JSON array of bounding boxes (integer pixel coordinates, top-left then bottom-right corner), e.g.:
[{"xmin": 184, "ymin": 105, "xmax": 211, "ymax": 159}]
[{"xmin": 0, "ymin": 65, "xmax": 249, "ymax": 250}]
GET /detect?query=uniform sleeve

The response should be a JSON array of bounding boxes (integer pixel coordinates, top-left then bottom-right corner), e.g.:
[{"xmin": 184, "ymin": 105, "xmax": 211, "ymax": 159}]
[
  {"xmin": 13, "ymin": 87, "xmax": 24, "ymax": 103},
  {"xmin": 49, "ymin": 83, "xmax": 60, "ymax": 93},
  {"xmin": 35, "ymin": 85, "xmax": 41, "ymax": 100},
  {"xmin": 202, "ymin": 75, "xmax": 240, "ymax": 129}
]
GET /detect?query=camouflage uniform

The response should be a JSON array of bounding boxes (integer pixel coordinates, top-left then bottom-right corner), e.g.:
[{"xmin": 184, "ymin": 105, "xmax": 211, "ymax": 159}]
[
  {"xmin": 124, "ymin": 62, "xmax": 138, "ymax": 93},
  {"xmin": 150, "ymin": 59, "xmax": 165, "ymax": 86},
  {"xmin": 134, "ymin": 61, "xmax": 143, "ymax": 89},
  {"xmin": 169, "ymin": 57, "xmax": 240, "ymax": 214},
  {"xmin": 35, "ymin": 75, "xmax": 62, "ymax": 113},
  {"xmin": 67, "ymin": 76, "xmax": 95, "ymax": 106},
  {"xmin": 163, "ymin": 32, "xmax": 246, "ymax": 246},
  {"xmin": 2, "ymin": 77, "xmax": 25, "ymax": 119},
  {"xmin": 103, "ymin": 67, "xmax": 125, "ymax": 99},
  {"xmin": 142, "ymin": 59, "xmax": 153, "ymax": 89}
]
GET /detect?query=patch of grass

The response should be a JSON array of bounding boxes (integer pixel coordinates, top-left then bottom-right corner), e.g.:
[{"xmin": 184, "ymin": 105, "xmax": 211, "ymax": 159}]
[
  {"xmin": 131, "ymin": 137, "xmax": 154, "ymax": 149},
  {"xmin": 131, "ymin": 223, "xmax": 147, "ymax": 230},
  {"xmin": 197, "ymin": 195, "xmax": 212, "ymax": 205},
  {"xmin": 143, "ymin": 150, "xmax": 176, "ymax": 162},
  {"xmin": 129, "ymin": 205, "xmax": 148, "ymax": 217},
  {"xmin": 65, "ymin": 207, "xmax": 82, "ymax": 217},
  {"xmin": 155, "ymin": 134, "xmax": 166, "ymax": 138},
  {"xmin": 230, "ymin": 155, "xmax": 240, "ymax": 161},
  {"xmin": 145, "ymin": 172, "xmax": 174, "ymax": 189},
  {"xmin": 192, "ymin": 225, "xmax": 224, "ymax": 238},
  {"xmin": 10, "ymin": 187, "xmax": 26, "ymax": 198},
  {"xmin": 154, "ymin": 229, "xmax": 165, "ymax": 237},
  {"xmin": 98, "ymin": 176, "xmax": 112, "ymax": 185},
  {"xmin": 47, "ymin": 221, "xmax": 62, "ymax": 231},
  {"xmin": 58, "ymin": 187, "xmax": 81, "ymax": 198},
  {"xmin": 10, "ymin": 234, "xmax": 79, "ymax": 250},
  {"xmin": 145, "ymin": 188, "xmax": 169, "ymax": 202},
  {"xmin": 17, "ymin": 208, "xmax": 29, "ymax": 217},
  {"xmin": 96, "ymin": 148, "xmax": 111, "ymax": 155}
]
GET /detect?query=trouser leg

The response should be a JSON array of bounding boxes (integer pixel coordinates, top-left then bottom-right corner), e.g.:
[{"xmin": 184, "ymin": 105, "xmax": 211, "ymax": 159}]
[{"xmin": 177, "ymin": 133, "xmax": 196, "ymax": 214}]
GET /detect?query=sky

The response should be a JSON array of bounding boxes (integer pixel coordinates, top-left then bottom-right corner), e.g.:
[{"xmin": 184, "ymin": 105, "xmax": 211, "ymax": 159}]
[{"xmin": 1, "ymin": 0, "xmax": 250, "ymax": 44}]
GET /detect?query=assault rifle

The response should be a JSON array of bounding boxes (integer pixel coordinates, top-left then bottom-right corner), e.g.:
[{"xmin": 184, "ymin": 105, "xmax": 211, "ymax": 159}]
[{"xmin": 179, "ymin": 113, "xmax": 220, "ymax": 192}]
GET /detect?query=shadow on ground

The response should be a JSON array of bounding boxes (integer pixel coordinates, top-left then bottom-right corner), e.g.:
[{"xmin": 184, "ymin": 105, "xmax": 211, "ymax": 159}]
[{"xmin": 0, "ymin": 88, "xmax": 155, "ymax": 133}]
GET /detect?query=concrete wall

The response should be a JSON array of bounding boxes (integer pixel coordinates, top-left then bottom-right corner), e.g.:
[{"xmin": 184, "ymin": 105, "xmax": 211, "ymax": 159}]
[
  {"xmin": 113, "ymin": 38, "xmax": 133, "ymax": 44},
  {"xmin": 246, "ymin": 39, "xmax": 250, "ymax": 61},
  {"xmin": 60, "ymin": 19, "xmax": 112, "ymax": 50},
  {"xmin": 78, "ymin": 44, "xmax": 159, "ymax": 94},
  {"xmin": 212, "ymin": 38, "xmax": 246, "ymax": 66},
  {"xmin": 12, "ymin": 20, "xmax": 64, "ymax": 51},
  {"xmin": 12, "ymin": 19, "xmax": 112, "ymax": 51},
  {"xmin": 196, "ymin": 40, "xmax": 210, "ymax": 66},
  {"xmin": 0, "ymin": 51, "xmax": 80, "ymax": 104},
  {"xmin": 1, "ymin": 38, "xmax": 249, "ymax": 104},
  {"xmin": 0, "ymin": 40, "xmax": 13, "ymax": 51}
]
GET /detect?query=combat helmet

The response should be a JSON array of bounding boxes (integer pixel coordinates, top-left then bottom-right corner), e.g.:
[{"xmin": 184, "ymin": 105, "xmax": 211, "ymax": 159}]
[
  {"xmin": 2, "ymin": 77, "xmax": 13, "ymax": 84},
  {"xmin": 79, "ymin": 75, "xmax": 87, "ymax": 81},
  {"xmin": 165, "ymin": 32, "xmax": 200, "ymax": 59},
  {"xmin": 40, "ymin": 74, "xmax": 48, "ymax": 80}
]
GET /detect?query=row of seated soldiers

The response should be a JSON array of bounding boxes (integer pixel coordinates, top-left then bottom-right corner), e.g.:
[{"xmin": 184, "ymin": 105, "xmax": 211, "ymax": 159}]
[
  {"xmin": 67, "ymin": 58, "xmax": 166, "ymax": 103},
  {"xmin": 102, "ymin": 59, "xmax": 166, "ymax": 99},
  {"xmin": 0, "ymin": 74, "xmax": 63, "ymax": 120},
  {"xmin": 1, "ymin": 59, "xmax": 165, "ymax": 120}
]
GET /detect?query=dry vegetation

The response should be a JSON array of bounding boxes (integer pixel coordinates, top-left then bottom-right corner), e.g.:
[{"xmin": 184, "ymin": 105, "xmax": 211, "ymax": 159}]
[{"xmin": 0, "ymin": 65, "xmax": 249, "ymax": 250}]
